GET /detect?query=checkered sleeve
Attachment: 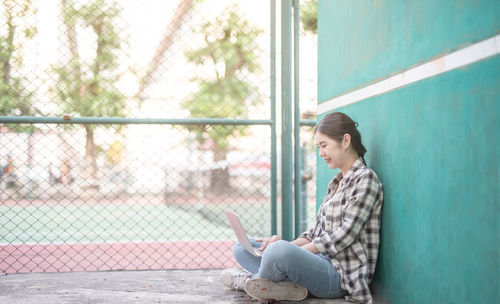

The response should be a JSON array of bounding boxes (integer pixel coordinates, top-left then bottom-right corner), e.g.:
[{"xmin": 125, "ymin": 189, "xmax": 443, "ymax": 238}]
[
  {"xmin": 299, "ymin": 228, "xmax": 314, "ymax": 241},
  {"xmin": 314, "ymin": 171, "xmax": 379, "ymax": 257},
  {"xmin": 299, "ymin": 209, "xmax": 321, "ymax": 240}
]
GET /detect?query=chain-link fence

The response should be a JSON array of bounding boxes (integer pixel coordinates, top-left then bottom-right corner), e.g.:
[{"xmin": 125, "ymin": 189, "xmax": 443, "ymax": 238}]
[{"xmin": 1, "ymin": 0, "xmax": 318, "ymax": 273}]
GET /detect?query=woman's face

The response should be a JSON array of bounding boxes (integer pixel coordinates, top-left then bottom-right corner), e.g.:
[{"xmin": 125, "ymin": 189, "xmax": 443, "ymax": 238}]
[{"xmin": 315, "ymin": 132, "xmax": 347, "ymax": 169}]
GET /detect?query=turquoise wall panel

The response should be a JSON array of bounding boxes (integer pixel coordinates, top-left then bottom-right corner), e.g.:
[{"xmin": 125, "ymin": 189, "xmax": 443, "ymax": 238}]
[
  {"xmin": 317, "ymin": 1, "xmax": 499, "ymax": 302},
  {"xmin": 318, "ymin": 0, "xmax": 500, "ymax": 102},
  {"xmin": 317, "ymin": 56, "xmax": 499, "ymax": 303}
]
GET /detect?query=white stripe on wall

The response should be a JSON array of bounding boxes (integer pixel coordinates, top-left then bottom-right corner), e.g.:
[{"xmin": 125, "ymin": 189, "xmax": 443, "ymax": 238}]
[{"xmin": 317, "ymin": 34, "xmax": 500, "ymax": 115}]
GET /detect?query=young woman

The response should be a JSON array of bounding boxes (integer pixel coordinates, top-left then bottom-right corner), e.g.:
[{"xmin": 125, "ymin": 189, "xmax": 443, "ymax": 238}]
[{"xmin": 220, "ymin": 112, "xmax": 383, "ymax": 303}]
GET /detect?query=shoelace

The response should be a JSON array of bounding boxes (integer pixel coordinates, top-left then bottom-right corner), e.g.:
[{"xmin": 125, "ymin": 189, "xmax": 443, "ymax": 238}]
[{"xmin": 232, "ymin": 272, "xmax": 251, "ymax": 289}]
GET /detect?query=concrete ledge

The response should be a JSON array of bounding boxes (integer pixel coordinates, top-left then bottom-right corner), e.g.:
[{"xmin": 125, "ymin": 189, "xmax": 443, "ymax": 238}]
[{"xmin": 0, "ymin": 269, "xmax": 353, "ymax": 303}]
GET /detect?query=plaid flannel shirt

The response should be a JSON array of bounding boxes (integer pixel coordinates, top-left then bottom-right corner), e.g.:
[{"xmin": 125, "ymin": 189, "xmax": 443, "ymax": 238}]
[{"xmin": 301, "ymin": 157, "xmax": 383, "ymax": 304}]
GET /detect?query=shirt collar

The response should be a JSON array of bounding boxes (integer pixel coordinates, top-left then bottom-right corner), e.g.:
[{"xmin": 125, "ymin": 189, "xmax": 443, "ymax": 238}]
[
  {"xmin": 328, "ymin": 156, "xmax": 365, "ymax": 189},
  {"xmin": 342, "ymin": 156, "xmax": 365, "ymax": 180}
]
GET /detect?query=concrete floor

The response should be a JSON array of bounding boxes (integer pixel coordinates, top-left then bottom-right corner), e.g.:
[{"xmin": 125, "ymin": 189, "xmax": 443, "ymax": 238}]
[{"xmin": 0, "ymin": 269, "xmax": 354, "ymax": 304}]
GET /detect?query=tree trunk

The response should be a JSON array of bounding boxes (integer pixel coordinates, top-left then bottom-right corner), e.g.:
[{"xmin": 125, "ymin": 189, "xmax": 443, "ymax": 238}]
[
  {"xmin": 210, "ymin": 144, "xmax": 230, "ymax": 193},
  {"xmin": 61, "ymin": 0, "xmax": 78, "ymax": 60},
  {"xmin": 27, "ymin": 131, "xmax": 34, "ymax": 168},
  {"xmin": 84, "ymin": 126, "xmax": 98, "ymax": 181}
]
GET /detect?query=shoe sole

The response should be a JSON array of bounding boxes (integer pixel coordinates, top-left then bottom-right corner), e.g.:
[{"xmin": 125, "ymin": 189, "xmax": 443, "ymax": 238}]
[{"xmin": 245, "ymin": 278, "xmax": 308, "ymax": 301}]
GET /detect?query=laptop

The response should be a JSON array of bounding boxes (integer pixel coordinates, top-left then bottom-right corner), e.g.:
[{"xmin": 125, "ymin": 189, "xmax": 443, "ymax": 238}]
[{"xmin": 224, "ymin": 210, "xmax": 263, "ymax": 257}]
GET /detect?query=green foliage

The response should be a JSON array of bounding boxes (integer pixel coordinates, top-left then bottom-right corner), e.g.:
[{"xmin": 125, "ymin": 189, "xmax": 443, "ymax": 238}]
[
  {"xmin": 183, "ymin": 5, "xmax": 263, "ymax": 151},
  {"xmin": 53, "ymin": 0, "xmax": 125, "ymax": 179},
  {"xmin": 184, "ymin": 77, "xmax": 254, "ymax": 150},
  {"xmin": 53, "ymin": 61, "xmax": 124, "ymax": 120},
  {"xmin": 53, "ymin": 0, "xmax": 125, "ymax": 129},
  {"xmin": 0, "ymin": 0, "xmax": 38, "ymax": 132},
  {"xmin": 301, "ymin": 0, "xmax": 317, "ymax": 34}
]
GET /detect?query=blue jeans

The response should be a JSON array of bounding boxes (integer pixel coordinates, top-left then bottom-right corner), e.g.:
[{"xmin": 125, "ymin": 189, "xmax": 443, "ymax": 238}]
[{"xmin": 233, "ymin": 239, "xmax": 348, "ymax": 299}]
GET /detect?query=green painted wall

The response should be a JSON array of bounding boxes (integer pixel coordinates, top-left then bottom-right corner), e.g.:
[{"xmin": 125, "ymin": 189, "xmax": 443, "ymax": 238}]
[
  {"xmin": 317, "ymin": 1, "xmax": 499, "ymax": 303},
  {"xmin": 318, "ymin": 0, "xmax": 500, "ymax": 102}
]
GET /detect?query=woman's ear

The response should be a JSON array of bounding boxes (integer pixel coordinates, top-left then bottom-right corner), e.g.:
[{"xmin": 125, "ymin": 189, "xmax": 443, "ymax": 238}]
[{"xmin": 342, "ymin": 134, "xmax": 351, "ymax": 150}]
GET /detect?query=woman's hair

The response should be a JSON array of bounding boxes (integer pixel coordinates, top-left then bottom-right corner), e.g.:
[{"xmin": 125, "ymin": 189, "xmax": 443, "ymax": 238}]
[{"xmin": 315, "ymin": 112, "xmax": 367, "ymax": 163}]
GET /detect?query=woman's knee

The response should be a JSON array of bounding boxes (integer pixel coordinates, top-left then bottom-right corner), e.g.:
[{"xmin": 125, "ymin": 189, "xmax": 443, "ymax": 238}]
[
  {"xmin": 233, "ymin": 241, "xmax": 252, "ymax": 260},
  {"xmin": 233, "ymin": 241, "xmax": 246, "ymax": 258},
  {"xmin": 264, "ymin": 240, "xmax": 294, "ymax": 259}
]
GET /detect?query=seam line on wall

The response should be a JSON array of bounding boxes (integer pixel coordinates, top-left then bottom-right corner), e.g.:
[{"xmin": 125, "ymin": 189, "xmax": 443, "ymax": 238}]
[{"xmin": 317, "ymin": 34, "xmax": 500, "ymax": 115}]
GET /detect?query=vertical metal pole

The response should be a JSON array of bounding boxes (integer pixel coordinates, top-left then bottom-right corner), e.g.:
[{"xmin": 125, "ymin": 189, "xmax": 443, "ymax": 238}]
[
  {"xmin": 281, "ymin": 0, "xmax": 293, "ymax": 241},
  {"xmin": 293, "ymin": 0, "xmax": 301, "ymax": 239},
  {"xmin": 300, "ymin": 144, "xmax": 308, "ymax": 233},
  {"xmin": 270, "ymin": 0, "xmax": 278, "ymax": 236}
]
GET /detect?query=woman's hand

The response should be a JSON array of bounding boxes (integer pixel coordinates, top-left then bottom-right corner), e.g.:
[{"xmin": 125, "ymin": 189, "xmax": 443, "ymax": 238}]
[
  {"xmin": 301, "ymin": 242, "xmax": 319, "ymax": 254},
  {"xmin": 291, "ymin": 237, "xmax": 311, "ymax": 247},
  {"xmin": 256, "ymin": 235, "xmax": 281, "ymax": 251}
]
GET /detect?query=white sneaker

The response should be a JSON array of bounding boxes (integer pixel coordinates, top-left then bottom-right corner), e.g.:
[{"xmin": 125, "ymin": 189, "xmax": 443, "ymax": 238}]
[
  {"xmin": 220, "ymin": 268, "xmax": 252, "ymax": 291},
  {"xmin": 244, "ymin": 278, "xmax": 308, "ymax": 301}
]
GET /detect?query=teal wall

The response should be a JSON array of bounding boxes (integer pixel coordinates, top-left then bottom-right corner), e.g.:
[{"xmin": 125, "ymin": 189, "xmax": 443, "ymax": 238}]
[
  {"xmin": 318, "ymin": 0, "xmax": 499, "ymax": 102},
  {"xmin": 317, "ymin": 1, "xmax": 499, "ymax": 303}
]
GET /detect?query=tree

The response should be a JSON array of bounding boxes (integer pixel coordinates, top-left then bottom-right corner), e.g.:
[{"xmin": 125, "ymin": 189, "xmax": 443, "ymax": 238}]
[
  {"xmin": 0, "ymin": 0, "xmax": 38, "ymax": 120},
  {"xmin": 54, "ymin": 0, "xmax": 125, "ymax": 181},
  {"xmin": 300, "ymin": 0, "xmax": 317, "ymax": 34},
  {"xmin": 184, "ymin": 5, "xmax": 263, "ymax": 191},
  {"xmin": 1, "ymin": 0, "xmax": 39, "ymax": 170}
]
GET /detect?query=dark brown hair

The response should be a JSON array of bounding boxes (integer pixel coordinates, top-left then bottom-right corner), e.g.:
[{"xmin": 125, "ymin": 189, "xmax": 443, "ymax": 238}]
[{"xmin": 315, "ymin": 112, "xmax": 367, "ymax": 164}]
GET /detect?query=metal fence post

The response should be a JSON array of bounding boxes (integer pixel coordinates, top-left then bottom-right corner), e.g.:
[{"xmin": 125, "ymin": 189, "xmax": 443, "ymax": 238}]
[
  {"xmin": 270, "ymin": 0, "xmax": 278, "ymax": 236},
  {"xmin": 292, "ymin": 0, "xmax": 302, "ymax": 239},
  {"xmin": 300, "ymin": 144, "xmax": 309, "ymax": 233},
  {"xmin": 281, "ymin": 0, "xmax": 293, "ymax": 241}
]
